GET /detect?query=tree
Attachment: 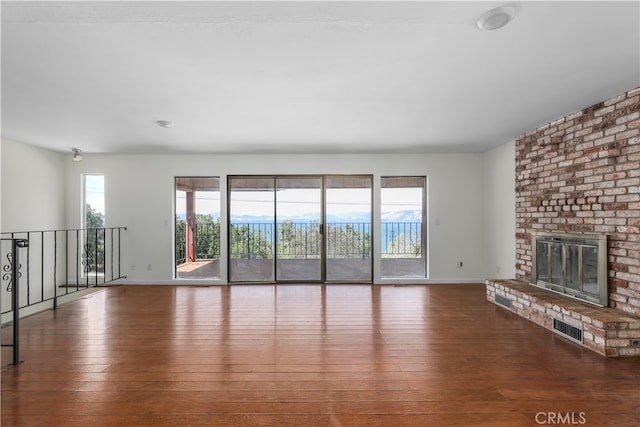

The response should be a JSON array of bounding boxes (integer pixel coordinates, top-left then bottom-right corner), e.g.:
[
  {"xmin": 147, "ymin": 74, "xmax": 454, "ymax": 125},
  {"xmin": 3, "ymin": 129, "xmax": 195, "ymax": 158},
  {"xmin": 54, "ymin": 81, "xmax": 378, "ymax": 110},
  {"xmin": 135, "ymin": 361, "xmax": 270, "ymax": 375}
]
[
  {"xmin": 177, "ymin": 219, "xmax": 374, "ymax": 262},
  {"xmin": 277, "ymin": 221, "xmax": 321, "ymax": 259},
  {"xmin": 85, "ymin": 203, "xmax": 104, "ymax": 228},
  {"xmin": 383, "ymin": 233, "xmax": 421, "ymax": 258},
  {"xmin": 326, "ymin": 223, "xmax": 371, "ymax": 259},
  {"xmin": 230, "ymin": 223, "xmax": 273, "ymax": 259},
  {"xmin": 175, "ymin": 218, "xmax": 187, "ymax": 263},
  {"xmin": 195, "ymin": 214, "xmax": 220, "ymax": 259},
  {"xmin": 175, "ymin": 214, "xmax": 221, "ymax": 265},
  {"xmin": 84, "ymin": 204, "xmax": 105, "ymax": 272}
]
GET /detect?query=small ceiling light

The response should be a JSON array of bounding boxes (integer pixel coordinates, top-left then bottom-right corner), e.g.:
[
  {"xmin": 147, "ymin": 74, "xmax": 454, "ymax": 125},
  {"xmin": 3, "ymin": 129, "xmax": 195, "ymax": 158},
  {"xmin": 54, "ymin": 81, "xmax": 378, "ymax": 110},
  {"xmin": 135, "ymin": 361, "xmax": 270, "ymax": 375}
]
[
  {"xmin": 476, "ymin": 6, "xmax": 516, "ymax": 31},
  {"xmin": 72, "ymin": 148, "xmax": 82, "ymax": 162},
  {"xmin": 156, "ymin": 120, "xmax": 175, "ymax": 128}
]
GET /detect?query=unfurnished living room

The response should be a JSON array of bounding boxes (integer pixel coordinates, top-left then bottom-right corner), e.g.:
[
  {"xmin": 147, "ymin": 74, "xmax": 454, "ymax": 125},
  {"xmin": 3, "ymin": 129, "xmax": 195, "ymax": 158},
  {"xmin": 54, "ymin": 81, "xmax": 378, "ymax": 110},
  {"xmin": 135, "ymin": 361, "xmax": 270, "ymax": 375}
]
[{"xmin": 1, "ymin": 1, "xmax": 639, "ymax": 426}]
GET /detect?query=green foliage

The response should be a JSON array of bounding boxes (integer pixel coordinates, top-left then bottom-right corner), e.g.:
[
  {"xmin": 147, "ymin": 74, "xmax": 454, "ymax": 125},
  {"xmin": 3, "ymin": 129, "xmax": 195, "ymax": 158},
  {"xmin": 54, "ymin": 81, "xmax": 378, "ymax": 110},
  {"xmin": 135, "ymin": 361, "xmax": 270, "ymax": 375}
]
[
  {"xmin": 85, "ymin": 203, "xmax": 104, "ymax": 229},
  {"xmin": 175, "ymin": 219, "xmax": 186, "ymax": 262},
  {"xmin": 277, "ymin": 220, "xmax": 321, "ymax": 259},
  {"xmin": 177, "ymin": 218, "xmax": 374, "ymax": 263},
  {"xmin": 326, "ymin": 224, "xmax": 371, "ymax": 259},
  {"xmin": 230, "ymin": 223, "xmax": 273, "ymax": 259},
  {"xmin": 84, "ymin": 204, "xmax": 105, "ymax": 272},
  {"xmin": 176, "ymin": 214, "xmax": 221, "ymax": 264},
  {"xmin": 383, "ymin": 233, "xmax": 421, "ymax": 258},
  {"xmin": 194, "ymin": 214, "xmax": 220, "ymax": 259}
]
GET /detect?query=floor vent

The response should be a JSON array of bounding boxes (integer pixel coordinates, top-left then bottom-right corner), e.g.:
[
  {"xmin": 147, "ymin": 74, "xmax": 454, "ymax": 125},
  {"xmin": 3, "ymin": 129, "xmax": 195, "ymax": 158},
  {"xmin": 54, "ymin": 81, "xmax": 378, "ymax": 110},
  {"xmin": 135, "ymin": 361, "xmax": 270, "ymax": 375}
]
[
  {"xmin": 495, "ymin": 294, "xmax": 512, "ymax": 310},
  {"xmin": 553, "ymin": 318, "xmax": 583, "ymax": 344}
]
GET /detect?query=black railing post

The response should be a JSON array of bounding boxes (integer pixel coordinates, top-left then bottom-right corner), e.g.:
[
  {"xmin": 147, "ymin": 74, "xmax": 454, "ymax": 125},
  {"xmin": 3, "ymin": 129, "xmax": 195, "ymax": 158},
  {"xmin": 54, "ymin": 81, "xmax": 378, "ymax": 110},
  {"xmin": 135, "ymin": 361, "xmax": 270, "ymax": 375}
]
[
  {"xmin": 40, "ymin": 231, "xmax": 44, "ymax": 306},
  {"xmin": 11, "ymin": 238, "xmax": 29, "ymax": 365},
  {"xmin": 118, "ymin": 228, "xmax": 126, "ymax": 277},
  {"xmin": 53, "ymin": 230, "xmax": 58, "ymax": 310},
  {"xmin": 76, "ymin": 229, "xmax": 80, "ymax": 289},
  {"xmin": 110, "ymin": 228, "xmax": 114, "ymax": 281},
  {"xmin": 94, "ymin": 228, "xmax": 98, "ymax": 286}
]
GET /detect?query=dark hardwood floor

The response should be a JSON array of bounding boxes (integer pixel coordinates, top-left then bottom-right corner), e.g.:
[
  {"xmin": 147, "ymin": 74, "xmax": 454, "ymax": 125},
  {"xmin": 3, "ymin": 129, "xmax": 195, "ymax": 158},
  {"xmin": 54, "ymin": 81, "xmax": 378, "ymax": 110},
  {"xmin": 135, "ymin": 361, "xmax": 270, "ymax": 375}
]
[{"xmin": 2, "ymin": 284, "xmax": 639, "ymax": 426}]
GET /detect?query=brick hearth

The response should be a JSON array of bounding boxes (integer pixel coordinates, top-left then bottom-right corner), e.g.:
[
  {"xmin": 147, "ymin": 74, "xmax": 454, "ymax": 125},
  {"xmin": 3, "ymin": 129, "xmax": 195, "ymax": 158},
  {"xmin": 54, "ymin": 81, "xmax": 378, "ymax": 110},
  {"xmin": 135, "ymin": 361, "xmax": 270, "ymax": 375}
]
[{"xmin": 486, "ymin": 279, "xmax": 640, "ymax": 357}]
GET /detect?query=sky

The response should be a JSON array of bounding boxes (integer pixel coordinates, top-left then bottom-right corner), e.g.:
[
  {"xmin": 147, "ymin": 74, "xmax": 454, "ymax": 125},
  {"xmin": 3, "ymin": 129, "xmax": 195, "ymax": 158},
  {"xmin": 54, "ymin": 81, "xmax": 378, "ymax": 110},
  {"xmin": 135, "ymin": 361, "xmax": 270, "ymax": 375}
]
[
  {"xmin": 176, "ymin": 187, "xmax": 422, "ymax": 220},
  {"xmin": 85, "ymin": 174, "xmax": 105, "ymax": 214}
]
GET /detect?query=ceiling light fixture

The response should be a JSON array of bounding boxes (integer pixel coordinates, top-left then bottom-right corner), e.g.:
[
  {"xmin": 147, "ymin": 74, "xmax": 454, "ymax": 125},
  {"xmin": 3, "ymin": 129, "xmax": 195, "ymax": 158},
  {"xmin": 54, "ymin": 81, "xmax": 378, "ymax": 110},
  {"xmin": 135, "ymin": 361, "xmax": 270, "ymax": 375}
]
[
  {"xmin": 476, "ymin": 6, "xmax": 516, "ymax": 31},
  {"xmin": 71, "ymin": 148, "xmax": 82, "ymax": 162},
  {"xmin": 156, "ymin": 120, "xmax": 175, "ymax": 128}
]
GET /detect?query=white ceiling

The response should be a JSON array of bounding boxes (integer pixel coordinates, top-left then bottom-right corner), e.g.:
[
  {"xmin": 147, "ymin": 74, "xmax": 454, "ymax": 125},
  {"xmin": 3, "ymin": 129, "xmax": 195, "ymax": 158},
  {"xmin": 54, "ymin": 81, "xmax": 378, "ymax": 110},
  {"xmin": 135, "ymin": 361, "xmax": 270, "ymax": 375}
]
[{"xmin": 1, "ymin": 1, "xmax": 639, "ymax": 155}]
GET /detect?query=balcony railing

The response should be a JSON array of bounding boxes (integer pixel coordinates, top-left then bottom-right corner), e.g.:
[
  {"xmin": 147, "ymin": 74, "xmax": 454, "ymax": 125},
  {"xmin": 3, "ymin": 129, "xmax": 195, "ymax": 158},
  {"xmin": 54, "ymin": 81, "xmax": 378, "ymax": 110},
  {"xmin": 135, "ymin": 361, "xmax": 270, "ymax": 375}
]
[
  {"xmin": 1, "ymin": 227, "xmax": 127, "ymax": 318},
  {"xmin": 176, "ymin": 222, "xmax": 421, "ymax": 263},
  {"xmin": 381, "ymin": 222, "xmax": 422, "ymax": 258},
  {"xmin": 176, "ymin": 222, "xmax": 221, "ymax": 264}
]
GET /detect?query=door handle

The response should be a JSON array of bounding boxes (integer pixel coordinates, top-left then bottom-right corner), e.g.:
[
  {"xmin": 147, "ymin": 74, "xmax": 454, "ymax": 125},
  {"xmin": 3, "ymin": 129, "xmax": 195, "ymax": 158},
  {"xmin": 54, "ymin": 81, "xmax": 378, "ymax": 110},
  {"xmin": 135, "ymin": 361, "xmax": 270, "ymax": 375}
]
[{"xmin": 319, "ymin": 224, "xmax": 324, "ymax": 235}]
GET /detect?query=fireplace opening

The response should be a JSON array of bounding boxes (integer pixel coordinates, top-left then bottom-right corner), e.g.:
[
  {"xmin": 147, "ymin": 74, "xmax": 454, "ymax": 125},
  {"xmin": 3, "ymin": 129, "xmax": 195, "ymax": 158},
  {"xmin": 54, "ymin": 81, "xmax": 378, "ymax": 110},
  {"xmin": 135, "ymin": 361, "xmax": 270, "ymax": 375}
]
[{"xmin": 531, "ymin": 232, "xmax": 608, "ymax": 307}]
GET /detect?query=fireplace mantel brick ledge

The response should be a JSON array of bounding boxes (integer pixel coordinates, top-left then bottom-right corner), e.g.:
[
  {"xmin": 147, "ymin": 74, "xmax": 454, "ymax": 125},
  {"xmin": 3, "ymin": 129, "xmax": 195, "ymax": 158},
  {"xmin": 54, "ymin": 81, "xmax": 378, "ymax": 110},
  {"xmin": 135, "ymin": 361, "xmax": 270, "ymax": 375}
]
[{"xmin": 486, "ymin": 279, "xmax": 640, "ymax": 357}]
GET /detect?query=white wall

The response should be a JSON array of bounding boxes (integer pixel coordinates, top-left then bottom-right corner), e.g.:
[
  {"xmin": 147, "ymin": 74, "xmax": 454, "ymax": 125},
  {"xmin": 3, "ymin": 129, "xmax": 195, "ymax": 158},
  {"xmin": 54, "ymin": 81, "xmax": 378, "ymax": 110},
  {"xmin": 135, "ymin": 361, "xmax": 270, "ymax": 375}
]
[
  {"xmin": 64, "ymin": 153, "xmax": 486, "ymax": 284},
  {"xmin": 0, "ymin": 139, "xmax": 2, "ymax": 232},
  {"xmin": 1, "ymin": 139, "xmax": 68, "ymax": 322},
  {"xmin": 482, "ymin": 141, "xmax": 516, "ymax": 279},
  {"xmin": 1, "ymin": 139, "xmax": 2, "ymax": 336},
  {"xmin": 1, "ymin": 138, "xmax": 66, "ymax": 231}
]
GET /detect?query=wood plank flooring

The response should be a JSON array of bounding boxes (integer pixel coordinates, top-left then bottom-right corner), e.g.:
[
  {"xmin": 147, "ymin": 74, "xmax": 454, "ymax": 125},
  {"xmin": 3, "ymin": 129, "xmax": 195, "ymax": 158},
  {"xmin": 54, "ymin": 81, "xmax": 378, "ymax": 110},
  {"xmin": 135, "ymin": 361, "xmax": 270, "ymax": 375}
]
[{"xmin": 2, "ymin": 284, "xmax": 639, "ymax": 426}]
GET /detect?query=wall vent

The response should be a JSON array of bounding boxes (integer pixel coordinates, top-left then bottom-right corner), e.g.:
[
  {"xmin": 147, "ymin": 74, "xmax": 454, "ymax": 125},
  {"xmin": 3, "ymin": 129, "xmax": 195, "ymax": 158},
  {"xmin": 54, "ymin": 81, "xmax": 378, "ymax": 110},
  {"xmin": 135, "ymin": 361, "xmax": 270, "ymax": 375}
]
[
  {"xmin": 495, "ymin": 294, "xmax": 512, "ymax": 310},
  {"xmin": 553, "ymin": 318, "xmax": 583, "ymax": 344}
]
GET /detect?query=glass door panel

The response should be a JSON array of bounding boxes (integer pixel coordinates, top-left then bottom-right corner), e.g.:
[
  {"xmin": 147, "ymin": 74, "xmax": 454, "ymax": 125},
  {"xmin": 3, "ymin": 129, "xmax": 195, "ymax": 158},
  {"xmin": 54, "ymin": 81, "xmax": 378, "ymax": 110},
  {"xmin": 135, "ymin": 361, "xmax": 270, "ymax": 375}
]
[
  {"xmin": 229, "ymin": 177, "xmax": 275, "ymax": 282},
  {"xmin": 325, "ymin": 176, "xmax": 372, "ymax": 282},
  {"xmin": 276, "ymin": 177, "xmax": 323, "ymax": 281},
  {"xmin": 175, "ymin": 177, "xmax": 221, "ymax": 280}
]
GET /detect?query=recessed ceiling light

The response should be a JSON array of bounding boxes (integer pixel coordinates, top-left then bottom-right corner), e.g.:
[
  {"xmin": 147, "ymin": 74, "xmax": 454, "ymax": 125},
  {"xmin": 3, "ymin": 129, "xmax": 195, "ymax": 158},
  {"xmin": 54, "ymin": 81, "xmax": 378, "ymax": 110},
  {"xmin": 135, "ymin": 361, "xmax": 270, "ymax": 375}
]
[
  {"xmin": 156, "ymin": 120, "xmax": 175, "ymax": 128},
  {"xmin": 476, "ymin": 6, "xmax": 516, "ymax": 31}
]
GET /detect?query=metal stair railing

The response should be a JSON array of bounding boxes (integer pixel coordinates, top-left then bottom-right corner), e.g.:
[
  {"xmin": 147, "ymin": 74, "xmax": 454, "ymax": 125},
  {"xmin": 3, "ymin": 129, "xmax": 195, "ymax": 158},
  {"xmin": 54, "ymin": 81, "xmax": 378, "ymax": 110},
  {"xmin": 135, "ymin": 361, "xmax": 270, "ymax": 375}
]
[{"xmin": 1, "ymin": 227, "xmax": 127, "ymax": 366}]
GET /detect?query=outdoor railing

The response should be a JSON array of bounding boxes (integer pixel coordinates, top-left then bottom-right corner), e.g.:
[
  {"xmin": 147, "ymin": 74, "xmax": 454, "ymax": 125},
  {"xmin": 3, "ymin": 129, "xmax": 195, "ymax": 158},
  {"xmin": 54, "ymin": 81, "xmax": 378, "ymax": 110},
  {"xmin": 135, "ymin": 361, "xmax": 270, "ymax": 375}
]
[
  {"xmin": 381, "ymin": 222, "xmax": 422, "ymax": 258},
  {"xmin": 175, "ymin": 222, "xmax": 421, "ymax": 263},
  {"xmin": 175, "ymin": 222, "xmax": 221, "ymax": 264},
  {"xmin": 325, "ymin": 223, "xmax": 371, "ymax": 258},
  {"xmin": 1, "ymin": 227, "xmax": 127, "ymax": 317}
]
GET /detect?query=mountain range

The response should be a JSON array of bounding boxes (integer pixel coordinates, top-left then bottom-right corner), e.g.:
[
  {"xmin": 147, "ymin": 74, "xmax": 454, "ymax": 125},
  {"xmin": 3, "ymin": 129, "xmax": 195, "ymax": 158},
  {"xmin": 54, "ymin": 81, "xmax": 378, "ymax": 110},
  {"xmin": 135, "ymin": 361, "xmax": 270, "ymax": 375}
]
[{"xmin": 178, "ymin": 210, "xmax": 421, "ymax": 223}]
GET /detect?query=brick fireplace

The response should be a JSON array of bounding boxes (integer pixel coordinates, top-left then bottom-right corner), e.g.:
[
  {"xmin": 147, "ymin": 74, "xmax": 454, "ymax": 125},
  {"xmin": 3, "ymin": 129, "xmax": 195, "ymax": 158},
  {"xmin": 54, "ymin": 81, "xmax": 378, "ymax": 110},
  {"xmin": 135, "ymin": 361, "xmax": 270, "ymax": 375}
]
[{"xmin": 486, "ymin": 86, "xmax": 640, "ymax": 356}]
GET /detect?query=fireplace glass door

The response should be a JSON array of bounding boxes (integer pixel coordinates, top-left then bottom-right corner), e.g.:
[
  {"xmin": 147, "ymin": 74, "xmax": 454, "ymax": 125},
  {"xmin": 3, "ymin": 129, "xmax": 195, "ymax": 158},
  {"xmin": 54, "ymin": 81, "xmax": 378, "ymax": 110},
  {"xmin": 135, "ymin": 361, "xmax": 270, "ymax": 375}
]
[
  {"xmin": 532, "ymin": 232, "xmax": 608, "ymax": 306},
  {"xmin": 582, "ymin": 246, "xmax": 599, "ymax": 295},
  {"xmin": 549, "ymin": 243, "xmax": 563, "ymax": 287}
]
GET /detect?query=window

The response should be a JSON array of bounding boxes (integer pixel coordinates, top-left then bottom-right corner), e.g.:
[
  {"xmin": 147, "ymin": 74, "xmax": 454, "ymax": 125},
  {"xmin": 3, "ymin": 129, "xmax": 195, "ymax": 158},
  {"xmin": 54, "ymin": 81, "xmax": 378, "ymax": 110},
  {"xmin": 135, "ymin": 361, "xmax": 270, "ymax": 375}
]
[
  {"xmin": 82, "ymin": 174, "xmax": 105, "ymax": 278},
  {"xmin": 381, "ymin": 176, "xmax": 427, "ymax": 278},
  {"xmin": 84, "ymin": 174, "xmax": 105, "ymax": 228}
]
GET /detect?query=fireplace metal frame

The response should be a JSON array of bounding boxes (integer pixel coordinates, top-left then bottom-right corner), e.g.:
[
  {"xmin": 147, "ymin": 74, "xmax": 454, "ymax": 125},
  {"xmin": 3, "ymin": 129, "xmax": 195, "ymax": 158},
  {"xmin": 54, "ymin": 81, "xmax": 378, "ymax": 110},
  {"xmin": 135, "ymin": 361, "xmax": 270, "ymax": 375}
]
[{"xmin": 531, "ymin": 232, "xmax": 608, "ymax": 307}]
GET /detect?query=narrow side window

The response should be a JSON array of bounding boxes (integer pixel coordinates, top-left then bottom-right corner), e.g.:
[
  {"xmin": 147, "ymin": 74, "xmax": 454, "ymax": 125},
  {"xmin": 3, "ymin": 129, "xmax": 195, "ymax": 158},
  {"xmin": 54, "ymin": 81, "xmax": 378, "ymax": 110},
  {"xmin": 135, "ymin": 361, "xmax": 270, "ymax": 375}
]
[{"xmin": 381, "ymin": 176, "xmax": 427, "ymax": 278}]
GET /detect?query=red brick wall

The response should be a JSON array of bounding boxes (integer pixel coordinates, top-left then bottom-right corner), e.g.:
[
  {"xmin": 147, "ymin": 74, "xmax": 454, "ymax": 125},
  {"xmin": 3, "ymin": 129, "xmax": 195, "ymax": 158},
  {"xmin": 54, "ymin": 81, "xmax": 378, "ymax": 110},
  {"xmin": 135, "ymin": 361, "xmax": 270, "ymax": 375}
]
[{"xmin": 515, "ymin": 87, "xmax": 640, "ymax": 316}]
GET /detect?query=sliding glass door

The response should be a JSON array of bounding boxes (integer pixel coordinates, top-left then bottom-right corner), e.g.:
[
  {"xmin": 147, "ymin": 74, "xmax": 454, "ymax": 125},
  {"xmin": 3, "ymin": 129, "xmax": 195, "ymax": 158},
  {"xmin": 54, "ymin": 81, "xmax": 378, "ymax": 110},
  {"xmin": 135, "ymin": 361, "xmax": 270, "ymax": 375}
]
[
  {"xmin": 276, "ymin": 177, "xmax": 323, "ymax": 281},
  {"xmin": 228, "ymin": 175, "xmax": 372, "ymax": 283},
  {"xmin": 229, "ymin": 177, "xmax": 275, "ymax": 282}
]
